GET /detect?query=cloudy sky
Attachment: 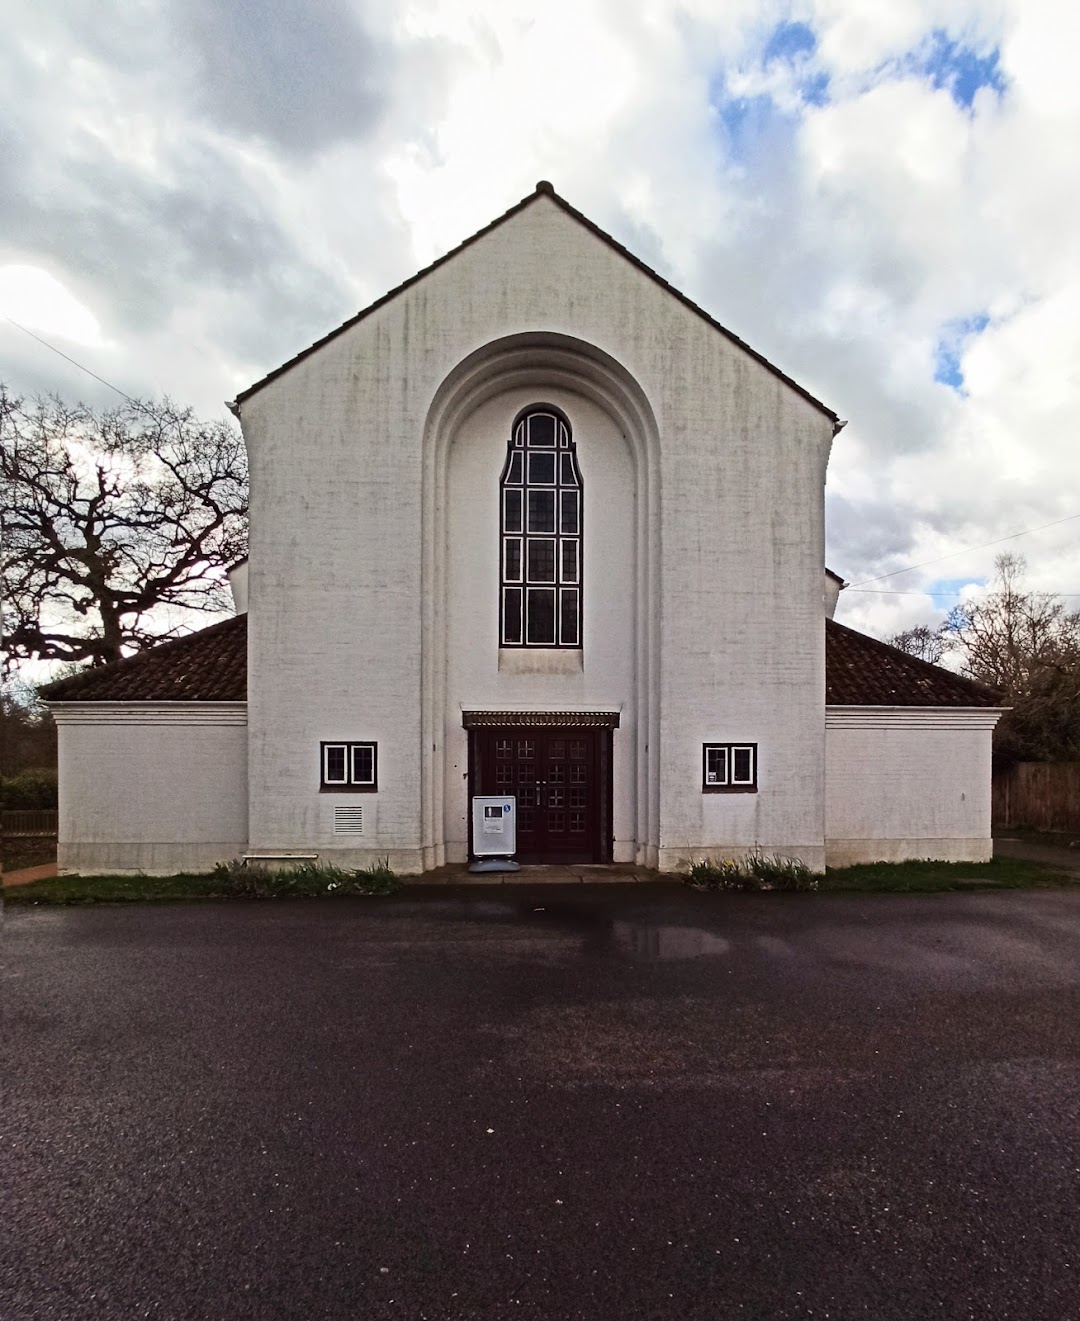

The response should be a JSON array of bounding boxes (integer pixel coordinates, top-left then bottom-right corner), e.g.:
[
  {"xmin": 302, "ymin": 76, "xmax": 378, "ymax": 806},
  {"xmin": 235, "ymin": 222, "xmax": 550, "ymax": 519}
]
[{"xmin": 3, "ymin": 0, "xmax": 1078, "ymax": 641}]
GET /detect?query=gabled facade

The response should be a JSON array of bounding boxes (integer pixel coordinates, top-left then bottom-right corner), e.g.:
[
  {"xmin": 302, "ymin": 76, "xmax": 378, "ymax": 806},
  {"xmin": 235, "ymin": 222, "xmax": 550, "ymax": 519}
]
[{"xmin": 44, "ymin": 184, "xmax": 1003, "ymax": 875}]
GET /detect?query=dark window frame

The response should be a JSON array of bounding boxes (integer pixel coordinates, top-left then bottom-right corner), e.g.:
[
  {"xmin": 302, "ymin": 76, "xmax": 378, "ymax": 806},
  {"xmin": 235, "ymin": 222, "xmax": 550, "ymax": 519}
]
[
  {"xmin": 499, "ymin": 405, "xmax": 583, "ymax": 649},
  {"xmin": 320, "ymin": 741, "xmax": 378, "ymax": 793},
  {"xmin": 702, "ymin": 742, "xmax": 758, "ymax": 794}
]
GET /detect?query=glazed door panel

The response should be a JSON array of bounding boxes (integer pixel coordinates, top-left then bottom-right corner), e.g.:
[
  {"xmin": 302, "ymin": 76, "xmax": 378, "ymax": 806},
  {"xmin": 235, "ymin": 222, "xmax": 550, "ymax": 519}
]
[{"xmin": 473, "ymin": 727, "xmax": 605, "ymax": 863}]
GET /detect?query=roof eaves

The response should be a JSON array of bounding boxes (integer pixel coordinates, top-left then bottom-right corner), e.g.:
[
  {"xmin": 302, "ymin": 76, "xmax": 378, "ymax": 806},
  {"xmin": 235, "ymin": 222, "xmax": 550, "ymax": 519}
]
[
  {"xmin": 540, "ymin": 187, "xmax": 839, "ymax": 424},
  {"xmin": 233, "ymin": 182, "xmax": 839, "ymax": 424},
  {"xmin": 826, "ymin": 618, "xmax": 1003, "ymax": 706},
  {"xmin": 233, "ymin": 187, "xmax": 549, "ymax": 408},
  {"xmin": 38, "ymin": 614, "xmax": 246, "ymax": 702}
]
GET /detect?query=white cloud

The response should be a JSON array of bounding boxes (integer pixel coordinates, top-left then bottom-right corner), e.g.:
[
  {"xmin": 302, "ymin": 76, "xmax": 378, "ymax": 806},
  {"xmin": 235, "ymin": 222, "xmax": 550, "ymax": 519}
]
[
  {"xmin": 3, "ymin": 0, "xmax": 1079, "ymax": 648},
  {"xmin": 0, "ymin": 265, "xmax": 107, "ymax": 347}
]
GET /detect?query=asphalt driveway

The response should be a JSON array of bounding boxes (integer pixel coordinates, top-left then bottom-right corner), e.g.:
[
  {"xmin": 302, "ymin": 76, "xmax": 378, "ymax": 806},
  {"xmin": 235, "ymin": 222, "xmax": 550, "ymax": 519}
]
[{"xmin": 4, "ymin": 885, "xmax": 1079, "ymax": 1320}]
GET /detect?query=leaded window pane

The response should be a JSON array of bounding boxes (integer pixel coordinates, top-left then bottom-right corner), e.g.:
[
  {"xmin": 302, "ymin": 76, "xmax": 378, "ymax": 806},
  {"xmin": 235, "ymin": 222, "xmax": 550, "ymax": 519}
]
[
  {"xmin": 560, "ymin": 589, "xmax": 579, "ymax": 646},
  {"xmin": 502, "ymin": 587, "xmax": 522, "ymax": 645},
  {"xmin": 527, "ymin": 489, "xmax": 556, "ymax": 533},
  {"xmin": 705, "ymin": 746, "xmax": 728, "ymax": 786},
  {"xmin": 527, "ymin": 539, "xmax": 556, "ymax": 583},
  {"xmin": 560, "ymin": 490, "xmax": 579, "ymax": 535},
  {"xmin": 561, "ymin": 540, "xmax": 578, "ymax": 583},
  {"xmin": 324, "ymin": 745, "xmax": 347, "ymax": 783},
  {"xmin": 351, "ymin": 745, "xmax": 374, "ymax": 785},
  {"xmin": 507, "ymin": 451, "xmax": 524, "ymax": 484},
  {"xmin": 528, "ymin": 452, "xmax": 555, "ymax": 485},
  {"xmin": 529, "ymin": 414, "xmax": 556, "ymax": 446},
  {"xmin": 504, "ymin": 538, "xmax": 522, "ymax": 582},
  {"xmin": 526, "ymin": 588, "xmax": 556, "ymax": 645},
  {"xmin": 504, "ymin": 488, "xmax": 522, "ymax": 534}
]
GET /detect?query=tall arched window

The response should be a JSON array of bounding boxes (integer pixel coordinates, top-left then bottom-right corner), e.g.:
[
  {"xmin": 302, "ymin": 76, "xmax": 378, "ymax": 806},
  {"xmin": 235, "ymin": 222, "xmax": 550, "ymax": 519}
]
[{"xmin": 500, "ymin": 407, "xmax": 583, "ymax": 648}]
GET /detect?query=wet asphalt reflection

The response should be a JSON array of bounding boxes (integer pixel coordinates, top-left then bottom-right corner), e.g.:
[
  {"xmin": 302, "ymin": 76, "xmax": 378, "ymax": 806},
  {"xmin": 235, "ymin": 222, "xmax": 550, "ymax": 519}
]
[{"xmin": 4, "ymin": 885, "xmax": 1080, "ymax": 1320}]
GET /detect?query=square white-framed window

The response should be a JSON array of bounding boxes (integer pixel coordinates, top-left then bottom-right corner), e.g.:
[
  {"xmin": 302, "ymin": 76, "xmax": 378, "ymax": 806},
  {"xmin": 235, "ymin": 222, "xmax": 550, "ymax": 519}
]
[
  {"xmin": 321, "ymin": 741, "xmax": 378, "ymax": 793},
  {"xmin": 702, "ymin": 743, "xmax": 757, "ymax": 793}
]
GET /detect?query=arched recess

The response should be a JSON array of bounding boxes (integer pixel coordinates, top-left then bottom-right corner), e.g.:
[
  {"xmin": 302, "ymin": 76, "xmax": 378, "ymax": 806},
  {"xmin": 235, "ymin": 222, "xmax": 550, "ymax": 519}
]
[{"xmin": 419, "ymin": 332, "xmax": 662, "ymax": 868}]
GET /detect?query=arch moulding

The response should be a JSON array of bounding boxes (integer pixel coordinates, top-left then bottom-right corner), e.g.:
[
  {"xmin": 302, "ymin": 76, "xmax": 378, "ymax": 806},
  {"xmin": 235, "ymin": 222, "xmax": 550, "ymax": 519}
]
[{"xmin": 419, "ymin": 332, "xmax": 662, "ymax": 869}]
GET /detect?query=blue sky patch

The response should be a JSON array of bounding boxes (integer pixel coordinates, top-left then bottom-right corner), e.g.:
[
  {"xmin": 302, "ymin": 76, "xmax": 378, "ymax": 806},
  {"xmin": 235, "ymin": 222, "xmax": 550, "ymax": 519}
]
[
  {"xmin": 717, "ymin": 92, "xmax": 776, "ymax": 153},
  {"xmin": 934, "ymin": 313, "xmax": 990, "ymax": 391},
  {"xmin": 764, "ymin": 21, "xmax": 816, "ymax": 64},
  {"xmin": 802, "ymin": 71, "xmax": 830, "ymax": 106},
  {"xmin": 762, "ymin": 20, "xmax": 829, "ymax": 105},
  {"xmin": 924, "ymin": 575, "xmax": 987, "ymax": 600},
  {"xmin": 913, "ymin": 30, "xmax": 1006, "ymax": 109},
  {"xmin": 710, "ymin": 20, "xmax": 828, "ymax": 159}
]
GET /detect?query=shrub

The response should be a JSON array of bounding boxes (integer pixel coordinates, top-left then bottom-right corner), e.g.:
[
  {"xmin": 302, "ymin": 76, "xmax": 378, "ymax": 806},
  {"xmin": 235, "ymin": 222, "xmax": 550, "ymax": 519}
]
[
  {"xmin": 0, "ymin": 767, "xmax": 58, "ymax": 809},
  {"xmin": 350, "ymin": 859, "xmax": 400, "ymax": 895},
  {"xmin": 745, "ymin": 852, "xmax": 818, "ymax": 892},
  {"xmin": 687, "ymin": 857, "xmax": 748, "ymax": 891},
  {"xmin": 210, "ymin": 858, "xmax": 401, "ymax": 899},
  {"xmin": 686, "ymin": 851, "xmax": 819, "ymax": 893}
]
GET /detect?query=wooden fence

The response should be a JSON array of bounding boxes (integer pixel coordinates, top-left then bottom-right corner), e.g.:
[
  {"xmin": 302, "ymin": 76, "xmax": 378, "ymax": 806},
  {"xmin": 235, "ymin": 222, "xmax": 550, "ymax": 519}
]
[
  {"xmin": 1, "ymin": 809, "xmax": 58, "ymax": 837},
  {"xmin": 992, "ymin": 763, "xmax": 1080, "ymax": 833}
]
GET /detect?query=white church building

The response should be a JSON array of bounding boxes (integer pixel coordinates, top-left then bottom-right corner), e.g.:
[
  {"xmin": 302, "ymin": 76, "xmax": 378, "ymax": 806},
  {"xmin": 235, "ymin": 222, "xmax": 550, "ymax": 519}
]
[{"xmin": 44, "ymin": 183, "xmax": 1003, "ymax": 876}]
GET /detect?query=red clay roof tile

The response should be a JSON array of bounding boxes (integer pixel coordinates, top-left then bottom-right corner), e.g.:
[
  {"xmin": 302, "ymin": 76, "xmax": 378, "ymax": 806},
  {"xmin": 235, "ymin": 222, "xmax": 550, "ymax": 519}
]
[
  {"xmin": 40, "ymin": 613, "xmax": 1001, "ymax": 709},
  {"xmin": 825, "ymin": 618, "xmax": 1000, "ymax": 707},
  {"xmin": 39, "ymin": 614, "xmax": 247, "ymax": 702}
]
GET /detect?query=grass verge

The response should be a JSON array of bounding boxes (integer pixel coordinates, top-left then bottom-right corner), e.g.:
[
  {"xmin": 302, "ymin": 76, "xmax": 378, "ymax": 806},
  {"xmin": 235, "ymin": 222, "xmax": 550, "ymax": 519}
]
[
  {"xmin": 5, "ymin": 859, "xmax": 401, "ymax": 906},
  {"xmin": 820, "ymin": 856, "xmax": 1074, "ymax": 893},
  {"xmin": 7, "ymin": 856, "xmax": 1076, "ymax": 905}
]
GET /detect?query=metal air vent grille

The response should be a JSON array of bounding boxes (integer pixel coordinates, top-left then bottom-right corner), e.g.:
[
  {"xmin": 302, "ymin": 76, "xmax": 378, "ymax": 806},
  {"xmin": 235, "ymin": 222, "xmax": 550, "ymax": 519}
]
[{"xmin": 333, "ymin": 806, "xmax": 365, "ymax": 835}]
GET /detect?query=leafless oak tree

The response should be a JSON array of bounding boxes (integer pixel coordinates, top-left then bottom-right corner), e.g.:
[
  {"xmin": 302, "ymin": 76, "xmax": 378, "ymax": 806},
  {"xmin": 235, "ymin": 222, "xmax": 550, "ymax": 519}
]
[
  {"xmin": 943, "ymin": 554, "xmax": 1080, "ymax": 763},
  {"xmin": 887, "ymin": 624, "xmax": 945, "ymax": 665},
  {"xmin": 1, "ymin": 385, "xmax": 247, "ymax": 669}
]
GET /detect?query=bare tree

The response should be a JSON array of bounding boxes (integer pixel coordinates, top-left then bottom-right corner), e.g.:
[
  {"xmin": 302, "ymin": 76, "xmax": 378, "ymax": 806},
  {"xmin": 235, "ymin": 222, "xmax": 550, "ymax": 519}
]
[
  {"xmin": 943, "ymin": 554, "xmax": 1080, "ymax": 763},
  {"xmin": 0, "ymin": 680, "xmax": 56, "ymax": 775},
  {"xmin": 1, "ymin": 385, "xmax": 247, "ymax": 669},
  {"xmin": 888, "ymin": 624, "xmax": 945, "ymax": 665}
]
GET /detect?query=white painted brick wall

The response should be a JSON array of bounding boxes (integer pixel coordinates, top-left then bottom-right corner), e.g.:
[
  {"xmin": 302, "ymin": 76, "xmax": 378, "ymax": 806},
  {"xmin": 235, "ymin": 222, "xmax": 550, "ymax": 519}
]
[
  {"xmin": 825, "ymin": 709, "xmax": 997, "ymax": 864},
  {"xmin": 54, "ymin": 706, "xmax": 247, "ymax": 875},
  {"xmin": 240, "ymin": 195, "xmax": 834, "ymax": 871}
]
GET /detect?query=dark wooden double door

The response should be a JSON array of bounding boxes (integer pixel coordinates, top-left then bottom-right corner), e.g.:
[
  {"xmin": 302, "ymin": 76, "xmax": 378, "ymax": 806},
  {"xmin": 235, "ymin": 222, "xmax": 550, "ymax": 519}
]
[{"xmin": 471, "ymin": 726, "xmax": 611, "ymax": 864}]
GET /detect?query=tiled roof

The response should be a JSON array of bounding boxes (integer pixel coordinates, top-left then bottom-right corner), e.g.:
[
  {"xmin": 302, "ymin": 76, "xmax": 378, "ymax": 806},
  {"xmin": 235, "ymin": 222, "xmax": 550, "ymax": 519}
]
[
  {"xmin": 41, "ymin": 612, "xmax": 1001, "ymax": 709},
  {"xmin": 39, "ymin": 614, "xmax": 247, "ymax": 702},
  {"xmin": 825, "ymin": 618, "xmax": 1001, "ymax": 707},
  {"xmin": 233, "ymin": 182, "xmax": 839, "ymax": 425}
]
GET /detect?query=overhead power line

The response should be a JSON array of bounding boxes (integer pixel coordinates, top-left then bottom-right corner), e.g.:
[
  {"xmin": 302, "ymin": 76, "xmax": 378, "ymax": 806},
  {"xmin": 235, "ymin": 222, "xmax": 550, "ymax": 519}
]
[
  {"xmin": 9, "ymin": 313, "xmax": 1080, "ymax": 595},
  {"xmin": 847, "ymin": 587, "xmax": 1080, "ymax": 598},
  {"xmin": 3, "ymin": 316, "xmax": 136, "ymax": 403},
  {"xmin": 848, "ymin": 511, "xmax": 1080, "ymax": 587}
]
